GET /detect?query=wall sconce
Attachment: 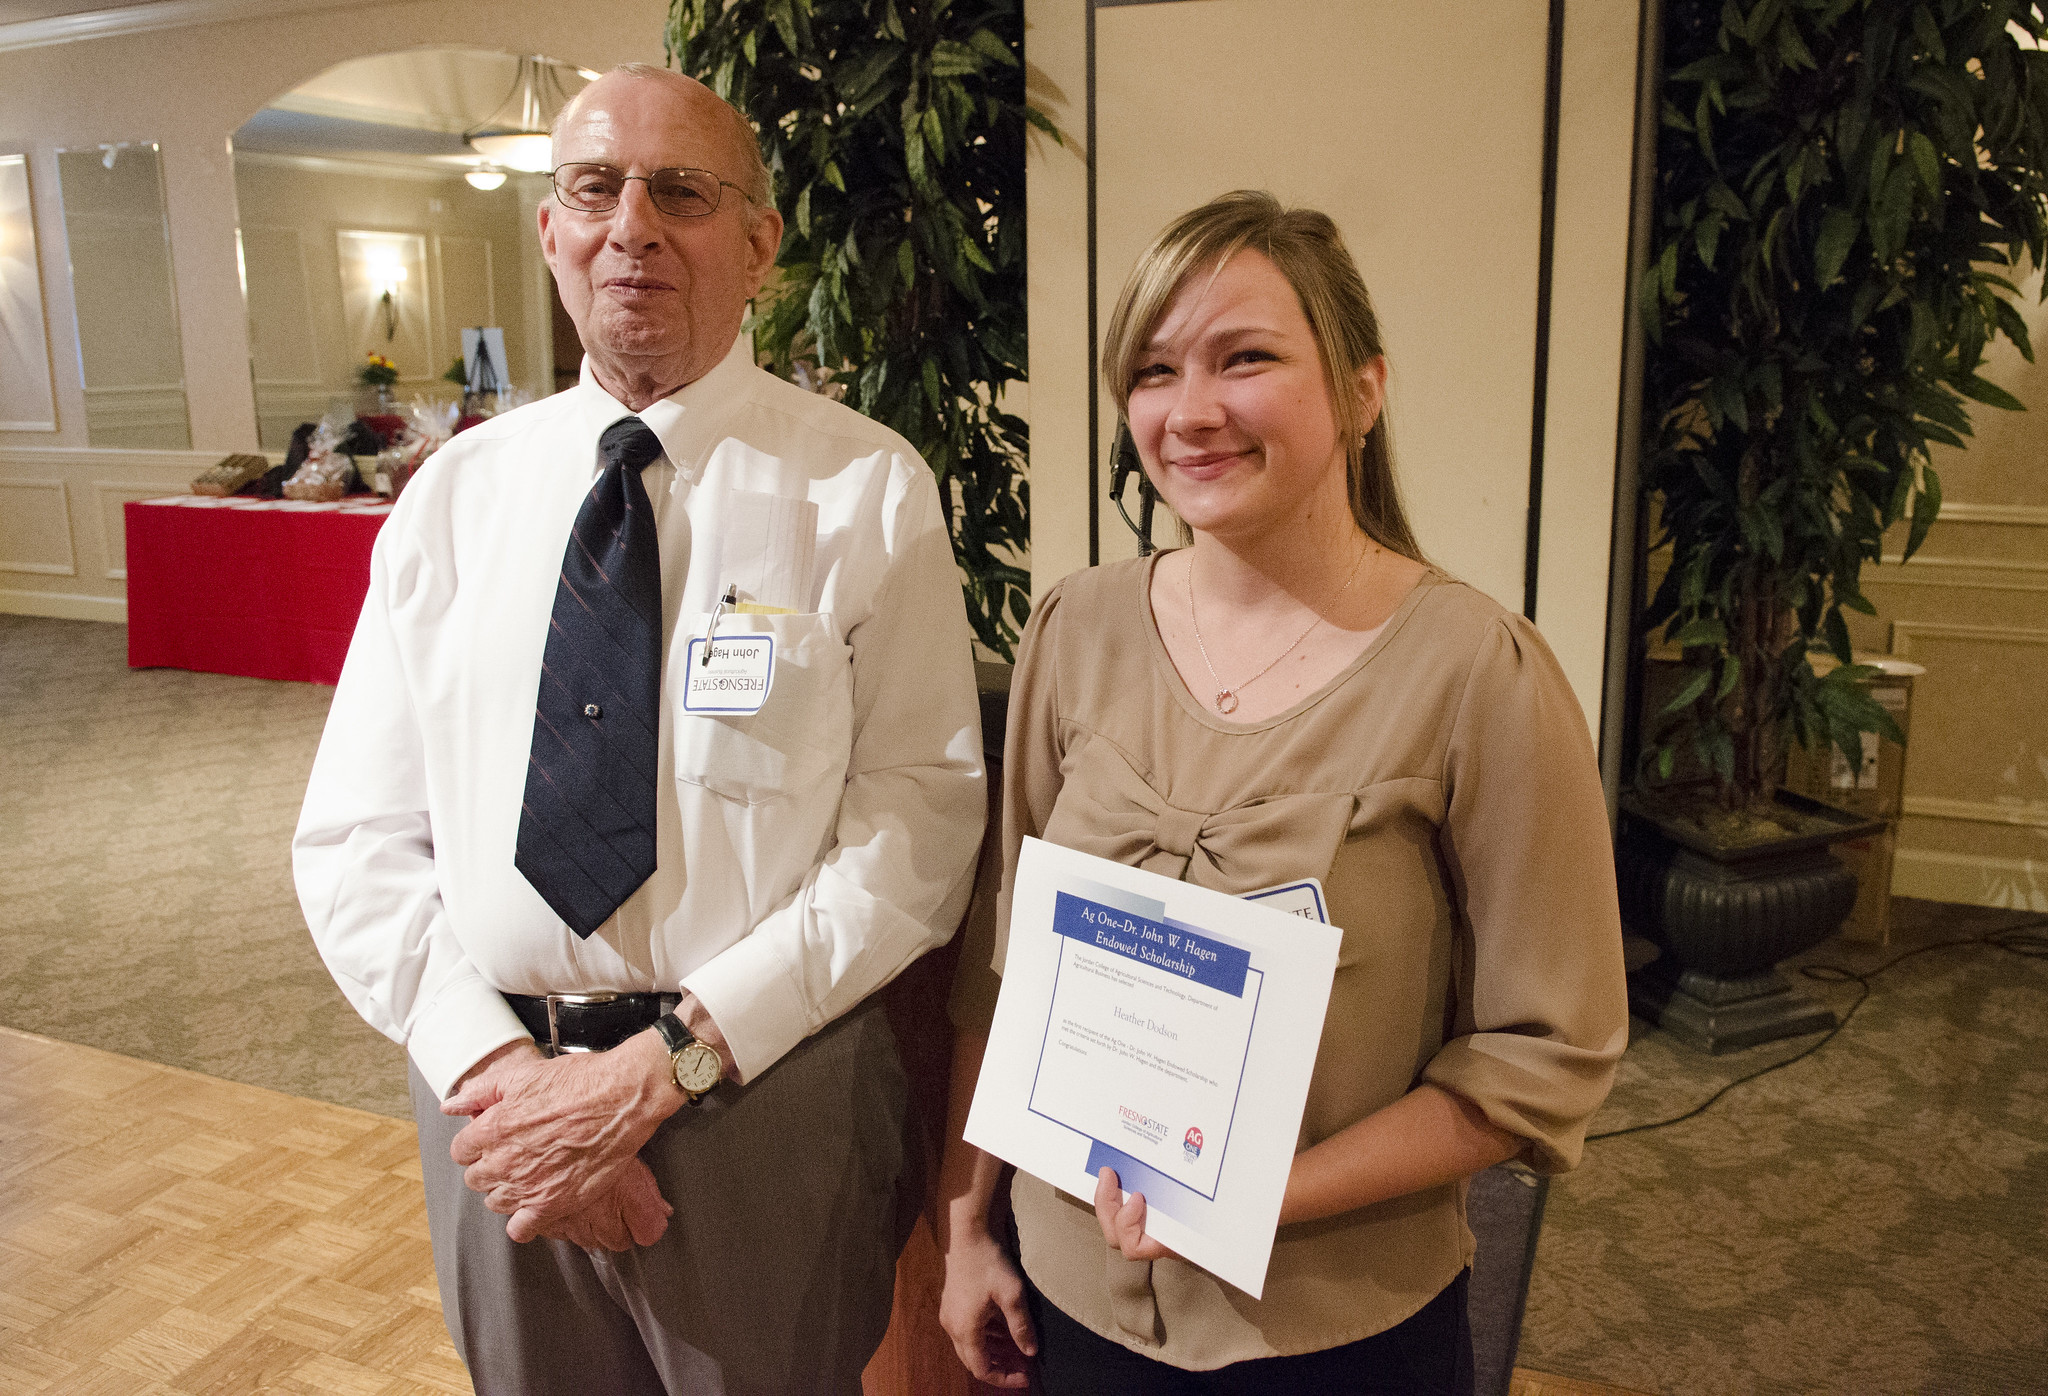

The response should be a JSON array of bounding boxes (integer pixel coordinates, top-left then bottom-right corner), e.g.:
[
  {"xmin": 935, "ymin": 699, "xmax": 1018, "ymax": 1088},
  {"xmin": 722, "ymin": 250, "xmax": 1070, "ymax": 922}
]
[
  {"xmin": 367, "ymin": 252, "xmax": 407, "ymax": 341},
  {"xmin": 464, "ymin": 164, "xmax": 508, "ymax": 191}
]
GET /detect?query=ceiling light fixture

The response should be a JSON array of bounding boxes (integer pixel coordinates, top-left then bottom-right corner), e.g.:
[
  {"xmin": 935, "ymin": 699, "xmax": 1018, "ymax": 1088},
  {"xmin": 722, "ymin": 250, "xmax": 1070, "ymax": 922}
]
[
  {"xmin": 465, "ymin": 55, "xmax": 574, "ymax": 175},
  {"xmin": 464, "ymin": 165, "xmax": 508, "ymax": 191}
]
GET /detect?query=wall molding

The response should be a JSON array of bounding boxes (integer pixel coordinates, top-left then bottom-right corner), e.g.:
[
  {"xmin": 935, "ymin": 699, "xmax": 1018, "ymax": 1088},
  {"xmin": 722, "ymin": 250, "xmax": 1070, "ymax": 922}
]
[
  {"xmin": 93, "ymin": 479, "xmax": 189, "ymax": 580},
  {"xmin": 1890, "ymin": 620, "xmax": 2048, "ymax": 655},
  {"xmin": 230, "ymin": 150, "xmax": 471, "ymax": 186},
  {"xmin": 1905, "ymin": 795, "xmax": 2048, "ymax": 831},
  {"xmin": 0, "ymin": 153, "xmax": 60, "ymax": 433},
  {"xmin": 0, "ymin": 478, "xmax": 76, "ymax": 575},
  {"xmin": 1868, "ymin": 555, "xmax": 2048, "ymax": 593},
  {"xmin": 1883, "ymin": 625, "xmax": 2047, "ymax": 911},
  {"xmin": 0, "ymin": 0, "xmax": 355, "ymax": 55},
  {"xmin": 0, "ymin": 587, "xmax": 124, "ymax": 622},
  {"xmin": 81, "ymin": 384, "xmax": 191, "ymax": 441},
  {"xmin": 0, "ymin": 449, "xmax": 260, "ymax": 621},
  {"xmin": 1893, "ymin": 847, "xmax": 2046, "ymax": 913},
  {"xmin": 1, "ymin": 446, "xmax": 237, "ymax": 472},
  {"xmin": 1935, "ymin": 502, "xmax": 2048, "ymax": 528}
]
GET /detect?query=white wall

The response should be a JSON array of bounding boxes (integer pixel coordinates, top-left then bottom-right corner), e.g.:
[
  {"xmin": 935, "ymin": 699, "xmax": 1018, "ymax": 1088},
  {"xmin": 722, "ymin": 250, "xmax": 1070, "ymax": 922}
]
[{"xmin": 1023, "ymin": 0, "xmax": 1644, "ymax": 734}]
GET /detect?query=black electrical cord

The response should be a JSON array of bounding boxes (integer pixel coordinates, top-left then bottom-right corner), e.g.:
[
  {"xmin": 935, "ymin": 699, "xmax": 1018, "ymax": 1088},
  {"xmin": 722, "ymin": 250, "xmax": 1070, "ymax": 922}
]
[{"xmin": 1586, "ymin": 919, "xmax": 2048, "ymax": 1144}]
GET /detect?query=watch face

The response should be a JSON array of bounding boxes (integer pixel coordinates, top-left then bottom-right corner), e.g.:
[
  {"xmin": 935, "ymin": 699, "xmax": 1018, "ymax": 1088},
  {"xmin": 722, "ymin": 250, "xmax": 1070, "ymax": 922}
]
[{"xmin": 674, "ymin": 1041, "xmax": 723, "ymax": 1095}]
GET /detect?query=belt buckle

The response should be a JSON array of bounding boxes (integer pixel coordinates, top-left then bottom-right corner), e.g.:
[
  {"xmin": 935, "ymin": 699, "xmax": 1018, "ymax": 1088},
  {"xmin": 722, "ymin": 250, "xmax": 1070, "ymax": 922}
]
[{"xmin": 543, "ymin": 991, "xmax": 618, "ymax": 1054}]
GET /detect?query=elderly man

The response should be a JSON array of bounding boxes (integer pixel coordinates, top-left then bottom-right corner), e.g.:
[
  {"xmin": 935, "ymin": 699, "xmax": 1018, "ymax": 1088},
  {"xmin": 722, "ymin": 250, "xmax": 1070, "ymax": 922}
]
[{"xmin": 294, "ymin": 64, "xmax": 985, "ymax": 1395}]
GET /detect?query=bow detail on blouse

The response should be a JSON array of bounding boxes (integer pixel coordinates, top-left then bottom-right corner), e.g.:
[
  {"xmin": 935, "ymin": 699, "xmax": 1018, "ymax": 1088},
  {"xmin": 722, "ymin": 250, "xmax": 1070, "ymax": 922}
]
[{"xmin": 1047, "ymin": 742, "xmax": 1358, "ymax": 895}]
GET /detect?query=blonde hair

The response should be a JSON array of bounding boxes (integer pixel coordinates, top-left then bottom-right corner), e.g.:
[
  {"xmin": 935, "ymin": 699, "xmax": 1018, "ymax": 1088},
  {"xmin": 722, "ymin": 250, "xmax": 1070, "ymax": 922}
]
[{"xmin": 1100, "ymin": 190, "xmax": 1420, "ymax": 559}]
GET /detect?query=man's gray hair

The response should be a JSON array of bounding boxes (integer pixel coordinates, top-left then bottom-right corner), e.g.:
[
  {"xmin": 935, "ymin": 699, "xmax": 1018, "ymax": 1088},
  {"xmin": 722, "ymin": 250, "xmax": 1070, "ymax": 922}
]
[{"xmin": 550, "ymin": 62, "xmax": 774, "ymax": 221}]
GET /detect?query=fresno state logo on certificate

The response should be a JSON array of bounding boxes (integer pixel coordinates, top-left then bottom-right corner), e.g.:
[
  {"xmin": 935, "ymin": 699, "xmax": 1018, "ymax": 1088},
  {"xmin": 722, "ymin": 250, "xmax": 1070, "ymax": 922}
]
[
  {"xmin": 1183, "ymin": 1126, "xmax": 1204, "ymax": 1162},
  {"xmin": 1117, "ymin": 1105, "xmax": 1169, "ymax": 1146}
]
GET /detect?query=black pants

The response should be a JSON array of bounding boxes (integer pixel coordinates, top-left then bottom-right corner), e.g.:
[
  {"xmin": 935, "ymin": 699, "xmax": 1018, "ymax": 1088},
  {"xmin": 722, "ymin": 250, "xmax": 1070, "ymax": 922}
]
[{"xmin": 1027, "ymin": 1271, "xmax": 1474, "ymax": 1396}]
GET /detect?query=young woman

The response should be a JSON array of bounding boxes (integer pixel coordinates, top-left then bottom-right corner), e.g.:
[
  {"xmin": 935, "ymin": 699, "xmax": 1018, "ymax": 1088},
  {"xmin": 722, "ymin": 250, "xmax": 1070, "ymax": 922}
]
[{"xmin": 937, "ymin": 191, "xmax": 1629, "ymax": 1395}]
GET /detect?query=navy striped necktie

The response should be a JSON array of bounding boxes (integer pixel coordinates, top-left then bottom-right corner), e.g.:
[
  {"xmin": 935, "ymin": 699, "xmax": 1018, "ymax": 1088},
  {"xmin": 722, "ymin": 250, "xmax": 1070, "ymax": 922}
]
[{"xmin": 515, "ymin": 417, "xmax": 665, "ymax": 938}]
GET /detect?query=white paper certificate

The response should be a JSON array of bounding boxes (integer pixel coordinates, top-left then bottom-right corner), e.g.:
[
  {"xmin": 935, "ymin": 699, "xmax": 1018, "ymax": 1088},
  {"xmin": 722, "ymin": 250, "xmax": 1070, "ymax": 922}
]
[{"xmin": 963, "ymin": 837, "xmax": 1342, "ymax": 1297}]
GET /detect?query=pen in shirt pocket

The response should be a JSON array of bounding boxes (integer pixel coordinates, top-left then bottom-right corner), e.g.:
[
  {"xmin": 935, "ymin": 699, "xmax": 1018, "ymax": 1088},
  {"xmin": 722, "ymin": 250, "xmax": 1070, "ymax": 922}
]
[{"xmin": 701, "ymin": 584, "xmax": 795, "ymax": 665}]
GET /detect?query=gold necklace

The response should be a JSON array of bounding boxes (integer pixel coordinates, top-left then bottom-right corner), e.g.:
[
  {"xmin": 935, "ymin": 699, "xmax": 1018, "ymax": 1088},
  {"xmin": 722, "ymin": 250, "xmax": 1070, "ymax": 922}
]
[{"xmin": 1187, "ymin": 539, "xmax": 1376, "ymax": 715}]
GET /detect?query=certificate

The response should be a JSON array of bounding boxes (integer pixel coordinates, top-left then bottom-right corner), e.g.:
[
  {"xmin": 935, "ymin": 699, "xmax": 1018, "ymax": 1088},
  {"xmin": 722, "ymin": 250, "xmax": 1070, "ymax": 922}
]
[{"xmin": 963, "ymin": 837, "xmax": 1341, "ymax": 1297}]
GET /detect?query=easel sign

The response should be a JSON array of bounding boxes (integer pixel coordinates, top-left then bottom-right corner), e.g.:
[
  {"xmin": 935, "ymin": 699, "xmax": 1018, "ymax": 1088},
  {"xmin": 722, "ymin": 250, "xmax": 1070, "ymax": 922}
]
[{"xmin": 461, "ymin": 328, "xmax": 509, "ymax": 395}]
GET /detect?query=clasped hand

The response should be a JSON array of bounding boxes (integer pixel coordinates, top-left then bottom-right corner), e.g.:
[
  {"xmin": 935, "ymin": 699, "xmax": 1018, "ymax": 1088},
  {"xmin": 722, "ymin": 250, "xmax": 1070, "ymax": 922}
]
[{"xmin": 442, "ymin": 1039, "xmax": 675, "ymax": 1252}]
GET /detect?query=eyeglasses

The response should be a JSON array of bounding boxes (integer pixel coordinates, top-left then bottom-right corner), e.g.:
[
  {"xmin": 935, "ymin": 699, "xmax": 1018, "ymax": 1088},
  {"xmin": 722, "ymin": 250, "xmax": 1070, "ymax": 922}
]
[{"xmin": 550, "ymin": 163, "xmax": 753, "ymax": 219}]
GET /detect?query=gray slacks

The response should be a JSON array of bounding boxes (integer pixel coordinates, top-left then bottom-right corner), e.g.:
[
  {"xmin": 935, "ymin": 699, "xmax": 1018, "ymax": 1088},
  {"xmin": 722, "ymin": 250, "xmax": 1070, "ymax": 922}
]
[{"xmin": 411, "ymin": 996, "xmax": 913, "ymax": 1396}]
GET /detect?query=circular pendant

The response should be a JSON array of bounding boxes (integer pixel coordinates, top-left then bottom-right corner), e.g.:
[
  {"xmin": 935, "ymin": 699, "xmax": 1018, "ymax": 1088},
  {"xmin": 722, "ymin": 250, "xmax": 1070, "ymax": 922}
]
[{"xmin": 1215, "ymin": 689, "xmax": 1239, "ymax": 714}]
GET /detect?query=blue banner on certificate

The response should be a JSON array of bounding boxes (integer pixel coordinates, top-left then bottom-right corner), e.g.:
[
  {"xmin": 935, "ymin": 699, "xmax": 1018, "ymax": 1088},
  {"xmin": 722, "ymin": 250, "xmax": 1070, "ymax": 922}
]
[{"xmin": 964, "ymin": 837, "xmax": 1341, "ymax": 1298}]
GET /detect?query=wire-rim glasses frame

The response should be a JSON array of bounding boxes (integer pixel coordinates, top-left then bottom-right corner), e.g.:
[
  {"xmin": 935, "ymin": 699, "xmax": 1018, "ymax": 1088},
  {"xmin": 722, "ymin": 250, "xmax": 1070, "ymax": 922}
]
[{"xmin": 550, "ymin": 163, "xmax": 755, "ymax": 219}]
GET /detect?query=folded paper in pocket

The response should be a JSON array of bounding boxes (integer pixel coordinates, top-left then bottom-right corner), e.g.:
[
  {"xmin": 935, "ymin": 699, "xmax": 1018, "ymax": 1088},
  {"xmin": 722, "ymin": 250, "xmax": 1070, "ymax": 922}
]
[{"xmin": 705, "ymin": 488, "xmax": 817, "ymax": 613}]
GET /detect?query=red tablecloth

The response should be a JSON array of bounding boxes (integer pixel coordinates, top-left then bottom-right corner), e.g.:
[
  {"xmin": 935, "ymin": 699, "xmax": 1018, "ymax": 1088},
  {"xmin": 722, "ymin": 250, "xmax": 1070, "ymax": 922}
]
[{"xmin": 124, "ymin": 496, "xmax": 392, "ymax": 685}]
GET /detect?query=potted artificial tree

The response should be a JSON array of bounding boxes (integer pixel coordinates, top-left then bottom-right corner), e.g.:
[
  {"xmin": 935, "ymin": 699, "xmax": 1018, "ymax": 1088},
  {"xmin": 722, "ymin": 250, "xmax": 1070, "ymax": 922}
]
[{"xmin": 1622, "ymin": 0, "xmax": 2048, "ymax": 1051}]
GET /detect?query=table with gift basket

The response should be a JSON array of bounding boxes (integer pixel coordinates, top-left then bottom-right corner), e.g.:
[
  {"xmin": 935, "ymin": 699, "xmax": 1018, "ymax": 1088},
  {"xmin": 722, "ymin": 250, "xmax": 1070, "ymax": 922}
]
[{"xmin": 124, "ymin": 393, "xmax": 474, "ymax": 686}]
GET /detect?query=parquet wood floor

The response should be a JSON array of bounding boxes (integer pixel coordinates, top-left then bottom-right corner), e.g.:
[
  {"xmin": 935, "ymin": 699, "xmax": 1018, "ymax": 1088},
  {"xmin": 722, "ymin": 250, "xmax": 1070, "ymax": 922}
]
[
  {"xmin": 0, "ymin": 1026, "xmax": 461, "ymax": 1395},
  {"xmin": 0, "ymin": 1025, "xmax": 1648, "ymax": 1396}
]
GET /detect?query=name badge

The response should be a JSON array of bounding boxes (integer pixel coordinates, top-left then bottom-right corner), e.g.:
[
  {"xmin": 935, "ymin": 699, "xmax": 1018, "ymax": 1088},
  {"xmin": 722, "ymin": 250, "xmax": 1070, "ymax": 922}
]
[
  {"xmin": 1242, "ymin": 877, "xmax": 1329, "ymax": 924},
  {"xmin": 681, "ymin": 634, "xmax": 775, "ymax": 714}
]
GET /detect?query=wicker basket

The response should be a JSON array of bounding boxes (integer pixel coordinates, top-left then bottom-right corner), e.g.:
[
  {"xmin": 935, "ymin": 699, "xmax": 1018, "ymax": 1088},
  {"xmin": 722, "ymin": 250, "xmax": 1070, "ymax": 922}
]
[{"xmin": 190, "ymin": 453, "xmax": 271, "ymax": 497}]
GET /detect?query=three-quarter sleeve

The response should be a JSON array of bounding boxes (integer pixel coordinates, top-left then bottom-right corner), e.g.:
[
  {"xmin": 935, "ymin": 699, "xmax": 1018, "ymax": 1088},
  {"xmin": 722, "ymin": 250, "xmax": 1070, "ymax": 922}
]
[{"xmin": 1420, "ymin": 613, "xmax": 1630, "ymax": 1173}]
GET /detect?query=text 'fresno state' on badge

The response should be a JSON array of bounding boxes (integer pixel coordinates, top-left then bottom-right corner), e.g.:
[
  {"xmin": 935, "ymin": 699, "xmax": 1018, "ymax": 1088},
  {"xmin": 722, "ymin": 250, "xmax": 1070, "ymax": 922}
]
[{"xmin": 682, "ymin": 633, "xmax": 775, "ymax": 715}]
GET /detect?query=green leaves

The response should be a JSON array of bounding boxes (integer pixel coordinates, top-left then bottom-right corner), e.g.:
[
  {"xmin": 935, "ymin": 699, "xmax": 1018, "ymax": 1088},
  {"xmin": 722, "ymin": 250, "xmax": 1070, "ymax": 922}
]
[
  {"xmin": 1671, "ymin": 615, "xmax": 1729, "ymax": 649},
  {"xmin": 1904, "ymin": 462, "xmax": 1942, "ymax": 561},
  {"xmin": 965, "ymin": 26, "xmax": 1017, "ymax": 66},
  {"xmin": 929, "ymin": 39, "xmax": 986, "ymax": 76},
  {"xmin": 1810, "ymin": 663, "xmax": 1907, "ymax": 769},
  {"xmin": 1813, "ymin": 206, "xmax": 1858, "ymax": 287},
  {"xmin": 668, "ymin": 0, "xmax": 1045, "ymax": 658},
  {"xmin": 1957, "ymin": 374, "xmax": 2024, "ymax": 413},
  {"xmin": 1907, "ymin": 130, "xmax": 1940, "ymax": 199},
  {"xmin": 1660, "ymin": 663, "xmax": 1713, "ymax": 717},
  {"xmin": 1638, "ymin": 0, "xmax": 2048, "ymax": 810}
]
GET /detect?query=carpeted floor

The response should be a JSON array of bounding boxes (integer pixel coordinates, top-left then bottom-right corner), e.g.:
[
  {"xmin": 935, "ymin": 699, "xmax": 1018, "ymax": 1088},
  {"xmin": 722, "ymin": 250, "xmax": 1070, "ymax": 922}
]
[
  {"xmin": 1520, "ymin": 907, "xmax": 2048, "ymax": 1395},
  {"xmin": 4, "ymin": 611, "xmax": 2046, "ymax": 1391},
  {"xmin": 0, "ymin": 613, "xmax": 411, "ymax": 1116}
]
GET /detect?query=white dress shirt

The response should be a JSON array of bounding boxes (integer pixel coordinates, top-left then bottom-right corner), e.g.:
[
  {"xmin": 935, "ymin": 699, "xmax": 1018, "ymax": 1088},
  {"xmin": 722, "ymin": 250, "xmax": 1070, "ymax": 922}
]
[{"xmin": 294, "ymin": 336, "xmax": 986, "ymax": 1098}]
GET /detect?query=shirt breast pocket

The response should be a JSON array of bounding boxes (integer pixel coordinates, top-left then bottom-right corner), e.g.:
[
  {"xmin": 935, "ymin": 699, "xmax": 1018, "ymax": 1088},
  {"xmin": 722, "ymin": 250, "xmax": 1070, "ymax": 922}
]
[{"xmin": 673, "ymin": 612, "xmax": 854, "ymax": 806}]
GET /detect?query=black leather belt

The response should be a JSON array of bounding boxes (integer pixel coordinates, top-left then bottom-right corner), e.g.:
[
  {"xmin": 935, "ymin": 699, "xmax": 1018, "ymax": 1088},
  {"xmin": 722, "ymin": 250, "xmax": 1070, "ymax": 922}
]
[{"xmin": 504, "ymin": 991, "xmax": 682, "ymax": 1054}]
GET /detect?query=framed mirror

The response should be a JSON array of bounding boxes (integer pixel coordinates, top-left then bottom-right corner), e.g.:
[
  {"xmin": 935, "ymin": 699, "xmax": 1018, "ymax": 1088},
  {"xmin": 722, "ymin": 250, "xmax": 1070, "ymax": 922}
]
[
  {"xmin": 0, "ymin": 153, "xmax": 58, "ymax": 432},
  {"xmin": 231, "ymin": 49, "xmax": 587, "ymax": 450},
  {"xmin": 56, "ymin": 142, "xmax": 192, "ymax": 449}
]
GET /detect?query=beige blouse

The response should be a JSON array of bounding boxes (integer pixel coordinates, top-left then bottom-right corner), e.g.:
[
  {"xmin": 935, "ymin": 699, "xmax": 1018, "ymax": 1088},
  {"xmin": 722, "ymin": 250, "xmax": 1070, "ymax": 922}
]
[{"xmin": 951, "ymin": 555, "xmax": 1629, "ymax": 1370}]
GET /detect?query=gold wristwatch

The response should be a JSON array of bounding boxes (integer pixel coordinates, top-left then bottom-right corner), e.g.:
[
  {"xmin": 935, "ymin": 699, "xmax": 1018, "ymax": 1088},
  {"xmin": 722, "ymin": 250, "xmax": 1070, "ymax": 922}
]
[{"xmin": 654, "ymin": 1012, "xmax": 723, "ymax": 1103}]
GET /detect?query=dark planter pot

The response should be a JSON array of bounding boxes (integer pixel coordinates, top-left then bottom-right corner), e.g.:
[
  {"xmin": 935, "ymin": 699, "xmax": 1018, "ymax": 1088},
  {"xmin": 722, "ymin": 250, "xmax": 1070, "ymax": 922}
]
[{"xmin": 1616, "ymin": 790, "xmax": 1883, "ymax": 1054}]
